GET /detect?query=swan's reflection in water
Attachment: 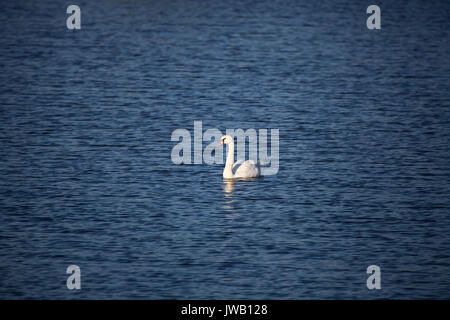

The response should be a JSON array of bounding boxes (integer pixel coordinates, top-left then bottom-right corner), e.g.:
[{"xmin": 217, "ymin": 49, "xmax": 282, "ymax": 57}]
[
  {"xmin": 221, "ymin": 177, "xmax": 259, "ymax": 213},
  {"xmin": 222, "ymin": 179, "xmax": 235, "ymax": 212},
  {"xmin": 223, "ymin": 179, "xmax": 235, "ymax": 195}
]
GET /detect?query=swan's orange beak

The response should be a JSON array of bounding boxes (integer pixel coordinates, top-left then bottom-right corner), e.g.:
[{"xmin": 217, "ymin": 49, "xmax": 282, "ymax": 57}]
[{"xmin": 216, "ymin": 142, "xmax": 223, "ymax": 148}]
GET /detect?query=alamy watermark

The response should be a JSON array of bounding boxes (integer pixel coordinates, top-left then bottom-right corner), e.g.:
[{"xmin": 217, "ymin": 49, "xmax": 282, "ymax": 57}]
[
  {"xmin": 366, "ymin": 5, "xmax": 381, "ymax": 30},
  {"xmin": 171, "ymin": 121, "xmax": 279, "ymax": 176},
  {"xmin": 66, "ymin": 5, "xmax": 380, "ymax": 31},
  {"xmin": 366, "ymin": 265, "xmax": 381, "ymax": 290},
  {"xmin": 66, "ymin": 5, "xmax": 81, "ymax": 30},
  {"xmin": 66, "ymin": 265, "xmax": 81, "ymax": 290}
]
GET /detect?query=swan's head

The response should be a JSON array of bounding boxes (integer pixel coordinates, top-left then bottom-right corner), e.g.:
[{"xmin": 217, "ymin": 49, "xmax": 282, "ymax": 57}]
[{"xmin": 216, "ymin": 135, "xmax": 233, "ymax": 147}]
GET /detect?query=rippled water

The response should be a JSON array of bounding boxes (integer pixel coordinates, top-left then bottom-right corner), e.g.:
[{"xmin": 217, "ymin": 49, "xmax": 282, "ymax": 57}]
[{"xmin": 1, "ymin": 0, "xmax": 450, "ymax": 299}]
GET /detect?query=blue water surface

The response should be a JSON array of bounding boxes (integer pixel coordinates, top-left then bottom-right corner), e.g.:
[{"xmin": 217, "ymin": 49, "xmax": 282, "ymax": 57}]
[{"xmin": 0, "ymin": 0, "xmax": 449, "ymax": 299}]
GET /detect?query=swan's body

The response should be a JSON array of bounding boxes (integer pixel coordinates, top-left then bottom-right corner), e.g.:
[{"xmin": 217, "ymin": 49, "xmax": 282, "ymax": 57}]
[{"xmin": 217, "ymin": 135, "xmax": 260, "ymax": 179}]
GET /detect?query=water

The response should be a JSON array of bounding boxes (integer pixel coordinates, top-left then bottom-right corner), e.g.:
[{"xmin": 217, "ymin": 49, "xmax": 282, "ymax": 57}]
[{"xmin": 1, "ymin": 0, "xmax": 450, "ymax": 299}]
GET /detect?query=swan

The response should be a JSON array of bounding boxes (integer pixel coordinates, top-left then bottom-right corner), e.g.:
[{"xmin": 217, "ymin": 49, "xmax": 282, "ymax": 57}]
[{"xmin": 216, "ymin": 135, "xmax": 260, "ymax": 179}]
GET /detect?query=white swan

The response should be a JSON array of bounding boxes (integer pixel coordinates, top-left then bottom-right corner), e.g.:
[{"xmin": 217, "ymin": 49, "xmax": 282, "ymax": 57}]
[{"xmin": 216, "ymin": 135, "xmax": 260, "ymax": 179}]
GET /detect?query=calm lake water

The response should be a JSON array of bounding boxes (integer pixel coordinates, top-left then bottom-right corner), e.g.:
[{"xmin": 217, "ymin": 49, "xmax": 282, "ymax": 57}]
[{"xmin": 1, "ymin": 0, "xmax": 449, "ymax": 299}]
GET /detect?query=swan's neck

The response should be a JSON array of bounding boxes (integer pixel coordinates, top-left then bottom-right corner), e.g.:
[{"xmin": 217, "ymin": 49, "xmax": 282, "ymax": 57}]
[{"xmin": 223, "ymin": 142, "xmax": 234, "ymax": 178}]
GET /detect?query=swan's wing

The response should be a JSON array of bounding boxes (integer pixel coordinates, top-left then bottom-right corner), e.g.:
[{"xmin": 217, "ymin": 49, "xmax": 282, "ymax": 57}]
[
  {"xmin": 232, "ymin": 159, "xmax": 244, "ymax": 170},
  {"xmin": 234, "ymin": 160, "xmax": 260, "ymax": 178}
]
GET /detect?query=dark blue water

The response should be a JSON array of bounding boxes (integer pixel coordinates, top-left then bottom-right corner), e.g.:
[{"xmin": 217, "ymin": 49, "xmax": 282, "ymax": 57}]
[{"xmin": 1, "ymin": 0, "xmax": 450, "ymax": 299}]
